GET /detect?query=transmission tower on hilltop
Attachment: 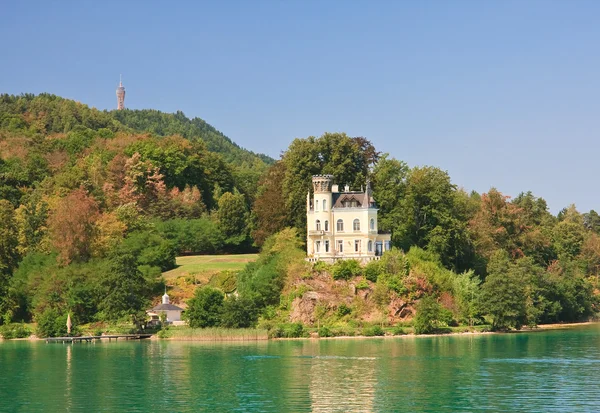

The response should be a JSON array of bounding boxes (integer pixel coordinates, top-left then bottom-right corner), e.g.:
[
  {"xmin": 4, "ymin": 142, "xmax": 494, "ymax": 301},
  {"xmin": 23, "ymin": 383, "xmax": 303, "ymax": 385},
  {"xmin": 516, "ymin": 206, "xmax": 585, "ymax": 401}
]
[{"xmin": 116, "ymin": 75, "xmax": 126, "ymax": 110}]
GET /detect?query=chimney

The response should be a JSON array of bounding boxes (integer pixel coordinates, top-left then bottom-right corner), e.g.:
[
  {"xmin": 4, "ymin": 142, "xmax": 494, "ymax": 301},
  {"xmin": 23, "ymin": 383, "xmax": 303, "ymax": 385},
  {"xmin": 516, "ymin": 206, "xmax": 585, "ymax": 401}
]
[
  {"xmin": 344, "ymin": 185, "xmax": 350, "ymax": 192},
  {"xmin": 332, "ymin": 184, "xmax": 339, "ymax": 192}
]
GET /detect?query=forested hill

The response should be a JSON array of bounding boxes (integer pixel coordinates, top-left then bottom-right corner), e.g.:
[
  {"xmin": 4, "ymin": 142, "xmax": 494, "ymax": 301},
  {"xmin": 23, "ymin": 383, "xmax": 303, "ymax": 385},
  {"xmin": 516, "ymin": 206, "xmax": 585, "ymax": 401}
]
[{"xmin": 0, "ymin": 93, "xmax": 273, "ymax": 166}]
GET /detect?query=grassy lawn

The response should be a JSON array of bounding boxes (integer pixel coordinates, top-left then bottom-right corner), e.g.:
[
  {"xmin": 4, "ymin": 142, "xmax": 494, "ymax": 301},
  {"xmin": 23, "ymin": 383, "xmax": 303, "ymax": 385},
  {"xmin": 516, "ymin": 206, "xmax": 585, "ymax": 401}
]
[{"xmin": 163, "ymin": 254, "xmax": 258, "ymax": 282}]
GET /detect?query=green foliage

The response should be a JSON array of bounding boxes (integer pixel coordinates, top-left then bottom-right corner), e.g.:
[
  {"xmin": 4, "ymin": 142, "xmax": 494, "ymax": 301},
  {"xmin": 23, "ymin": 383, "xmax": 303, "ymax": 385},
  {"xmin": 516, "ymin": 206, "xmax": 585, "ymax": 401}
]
[
  {"xmin": 0, "ymin": 323, "xmax": 31, "ymax": 339},
  {"xmin": 318, "ymin": 326, "xmax": 332, "ymax": 337},
  {"xmin": 336, "ymin": 303, "xmax": 352, "ymax": 318},
  {"xmin": 209, "ymin": 271, "xmax": 237, "ymax": 294},
  {"xmin": 155, "ymin": 218, "xmax": 225, "ymax": 255},
  {"xmin": 220, "ymin": 296, "xmax": 258, "ymax": 328},
  {"xmin": 269, "ymin": 322, "xmax": 306, "ymax": 338},
  {"xmin": 36, "ymin": 309, "xmax": 75, "ymax": 338},
  {"xmin": 362, "ymin": 325, "xmax": 385, "ymax": 336},
  {"xmin": 332, "ymin": 259, "xmax": 362, "ymax": 280},
  {"xmin": 414, "ymin": 297, "xmax": 443, "ymax": 334},
  {"xmin": 355, "ymin": 279, "xmax": 369, "ymax": 290},
  {"xmin": 185, "ymin": 287, "xmax": 224, "ymax": 328},
  {"xmin": 452, "ymin": 270, "xmax": 481, "ymax": 326},
  {"xmin": 96, "ymin": 251, "xmax": 152, "ymax": 329},
  {"xmin": 481, "ymin": 251, "xmax": 526, "ymax": 331},
  {"xmin": 364, "ymin": 260, "xmax": 382, "ymax": 282}
]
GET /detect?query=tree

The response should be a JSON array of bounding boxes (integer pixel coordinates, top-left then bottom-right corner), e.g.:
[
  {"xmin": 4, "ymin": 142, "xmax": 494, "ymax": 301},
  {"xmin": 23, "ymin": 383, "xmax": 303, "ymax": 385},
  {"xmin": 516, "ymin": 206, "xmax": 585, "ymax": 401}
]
[
  {"xmin": 394, "ymin": 166, "xmax": 473, "ymax": 271},
  {"xmin": 48, "ymin": 188, "xmax": 99, "ymax": 264},
  {"xmin": 220, "ymin": 296, "xmax": 258, "ymax": 328},
  {"xmin": 0, "ymin": 200, "xmax": 19, "ymax": 323},
  {"xmin": 413, "ymin": 296, "xmax": 443, "ymax": 334},
  {"xmin": 216, "ymin": 191, "xmax": 248, "ymax": 246},
  {"xmin": 371, "ymin": 154, "xmax": 408, "ymax": 233},
  {"xmin": 184, "ymin": 287, "xmax": 224, "ymax": 328},
  {"xmin": 97, "ymin": 250, "xmax": 151, "ymax": 330},
  {"xmin": 251, "ymin": 161, "xmax": 289, "ymax": 246},
  {"xmin": 480, "ymin": 250, "xmax": 526, "ymax": 330}
]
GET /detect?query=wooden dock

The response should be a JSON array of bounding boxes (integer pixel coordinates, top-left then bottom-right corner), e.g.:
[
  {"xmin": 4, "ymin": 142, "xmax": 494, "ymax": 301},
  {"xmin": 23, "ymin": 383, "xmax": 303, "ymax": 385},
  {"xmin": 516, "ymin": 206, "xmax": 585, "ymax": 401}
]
[{"xmin": 45, "ymin": 334, "xmax": 152, "ymax": 343}]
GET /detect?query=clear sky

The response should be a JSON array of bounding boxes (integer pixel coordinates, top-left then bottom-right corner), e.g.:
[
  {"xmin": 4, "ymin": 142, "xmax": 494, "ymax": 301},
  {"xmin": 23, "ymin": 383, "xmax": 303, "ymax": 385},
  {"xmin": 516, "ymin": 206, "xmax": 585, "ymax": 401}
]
[{"xmin": 2, "ymin": 1, "xmax": 599, "ymax": 214}]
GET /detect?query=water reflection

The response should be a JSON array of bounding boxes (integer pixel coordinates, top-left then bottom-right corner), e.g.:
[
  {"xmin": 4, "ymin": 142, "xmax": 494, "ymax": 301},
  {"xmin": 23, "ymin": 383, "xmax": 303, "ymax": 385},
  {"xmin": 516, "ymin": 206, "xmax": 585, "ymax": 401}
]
[{"xmin": 1, "ymin": 326, "xmax": 600, "ymax": 412}]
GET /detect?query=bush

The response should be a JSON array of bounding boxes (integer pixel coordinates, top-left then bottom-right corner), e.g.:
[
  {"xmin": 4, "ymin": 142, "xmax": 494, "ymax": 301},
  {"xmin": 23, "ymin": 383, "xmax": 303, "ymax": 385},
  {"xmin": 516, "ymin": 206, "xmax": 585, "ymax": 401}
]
[
  {"xmin": 392, "ymin": 325, "xmax": 407, "ymax": 335},
  {"xmin": 355, "ymin": 279, "xmax": 369, "ymax": 290},
  {"xmin": 336, "ymin": 303, "xmax": 352, "ymax": 318},
  {"xmin": 364, "ymin": 260, "xmax": 382, "ymax": 282},
  {"xmin": 36, "ymin": 309, "xmax": 74, "ymax": 338},
  {"xmin": 268, "ymin": 323, "xmax": 306, "ymax": 338},
  {"xmin": 318, "ymin": 326, "xmax": 332, "ymax": 338},
  {"xmin": 284, "ymin": 323, "xmax": 305, "ymax": 338},
  {"xmin": 220, "ymin": 296, "xmax": 258, "ymax": 328},
  {"xmin": 332, "ymin": 259, "xmax": 362, "ymax": 280},
  {"xmin": 313, "ymin": 260, "xmax": 331, "ymax": 274},
  {"xmin": 0, "ymin": 323, "xmax": 31, "ymax": 339},
  {"xmin": 414, "ymin": 297, "xmax": 442, "ymax": 335},
  {"xmin": 184, "ymin": 287, "xmax": 224, "ymax": 328},
  {"xmin": 362, "ymin": 325, "xmax": 385, "ymax": 336}
]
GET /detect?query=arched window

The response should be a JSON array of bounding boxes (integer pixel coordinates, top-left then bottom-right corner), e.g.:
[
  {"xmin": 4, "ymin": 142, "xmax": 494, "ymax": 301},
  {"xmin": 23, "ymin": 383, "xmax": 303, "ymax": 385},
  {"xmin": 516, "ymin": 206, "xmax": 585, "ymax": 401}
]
[
  {"xmin": 324, "ymin": 220, "xmax": 329, "ymax": 231},
  {"xmin": 370, "ymin": 218, "xmax": 375, "ymax": 231},
  {"xmin": 368, "ymin": 240, "xmax": 373, "ymax": 252},
  {"xmin": 316, "ymin": 220, "xmax": 321, "ymax": 231},
  {"xmin": 336, "ymin": 219, "xmax": 344, "ymax": 232},
  {"xmin": 353, "ymin": 219, "xmax": 360, "ymax": 231},
  {"xmin": 315, "ymin": 241, "xmax": 321, "ymax": 253},
  {"xmin": 323, "ymin": 200, "xmax": 327, "ymax": 211},
  {"xmin": 315, "ymin": 200, "xmax": 319, "ymax": 211}
]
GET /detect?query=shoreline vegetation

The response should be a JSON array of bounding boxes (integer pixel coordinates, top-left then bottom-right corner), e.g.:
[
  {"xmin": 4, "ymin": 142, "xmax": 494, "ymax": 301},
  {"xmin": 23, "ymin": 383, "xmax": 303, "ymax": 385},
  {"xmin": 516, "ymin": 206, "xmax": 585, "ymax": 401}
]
[{"xmin": 1, "ymin": 321, "xmax": 595, "ymax": 342}]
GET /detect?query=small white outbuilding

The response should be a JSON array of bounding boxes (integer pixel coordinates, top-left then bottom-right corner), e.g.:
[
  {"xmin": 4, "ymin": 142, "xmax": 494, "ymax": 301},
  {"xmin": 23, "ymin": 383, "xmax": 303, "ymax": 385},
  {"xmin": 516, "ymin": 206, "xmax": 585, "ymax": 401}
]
[{"xmin": 148, "ymin": 292, "xmax": 184, "ymax": 324}]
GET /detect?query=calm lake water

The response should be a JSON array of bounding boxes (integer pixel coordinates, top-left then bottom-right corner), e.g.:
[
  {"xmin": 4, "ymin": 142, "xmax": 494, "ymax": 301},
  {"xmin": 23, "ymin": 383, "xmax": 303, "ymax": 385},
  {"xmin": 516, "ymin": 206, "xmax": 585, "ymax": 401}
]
[{"xmin": 2, "ymin": 325, "xmax": 600, "ymax": 412}]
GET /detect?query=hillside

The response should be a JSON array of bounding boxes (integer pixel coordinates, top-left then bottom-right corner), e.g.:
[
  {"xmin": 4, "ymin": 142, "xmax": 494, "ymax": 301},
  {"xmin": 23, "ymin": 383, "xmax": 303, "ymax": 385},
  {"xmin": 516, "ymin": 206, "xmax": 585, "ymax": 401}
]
[{"xmin": 0, "ymin": 93, "xmax": 273, "ymax": 167}]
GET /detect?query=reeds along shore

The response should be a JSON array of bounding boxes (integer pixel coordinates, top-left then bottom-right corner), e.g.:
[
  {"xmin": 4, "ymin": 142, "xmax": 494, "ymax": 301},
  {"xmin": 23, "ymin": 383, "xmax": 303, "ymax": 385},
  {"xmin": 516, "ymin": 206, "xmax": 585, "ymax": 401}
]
[{"xmin": 158, "ymin": 327, "xmax": 269, "ymax": 341}]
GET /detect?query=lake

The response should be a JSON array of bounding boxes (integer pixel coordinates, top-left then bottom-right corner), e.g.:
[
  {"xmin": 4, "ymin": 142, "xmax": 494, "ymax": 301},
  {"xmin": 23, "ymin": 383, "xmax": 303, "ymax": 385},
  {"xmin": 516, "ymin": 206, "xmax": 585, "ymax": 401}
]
[{"xmin": 1, "ymin": 325, "xmax": 600, "ymax": 412}]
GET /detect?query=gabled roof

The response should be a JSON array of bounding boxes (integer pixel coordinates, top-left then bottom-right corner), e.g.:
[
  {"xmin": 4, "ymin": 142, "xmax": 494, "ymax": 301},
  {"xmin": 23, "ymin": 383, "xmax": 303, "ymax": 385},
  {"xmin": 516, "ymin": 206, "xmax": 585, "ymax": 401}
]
[{"xmin": 151, "ymin": 303, "xmax": 184, "ymax": 312}]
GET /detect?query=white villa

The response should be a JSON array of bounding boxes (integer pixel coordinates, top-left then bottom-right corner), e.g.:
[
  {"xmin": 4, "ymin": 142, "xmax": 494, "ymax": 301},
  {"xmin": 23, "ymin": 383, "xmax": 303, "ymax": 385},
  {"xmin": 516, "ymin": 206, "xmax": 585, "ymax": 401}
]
[{"xmin": 306, "ymin": 174, "xmax": 391, "ymax": 263}]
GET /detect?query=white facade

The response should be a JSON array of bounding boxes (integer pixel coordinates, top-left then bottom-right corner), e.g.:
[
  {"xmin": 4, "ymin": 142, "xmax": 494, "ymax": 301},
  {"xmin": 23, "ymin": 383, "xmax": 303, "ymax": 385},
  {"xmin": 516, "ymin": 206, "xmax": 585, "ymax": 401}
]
[
  {"xmin": 148, "ymin": 292, "xmax": 184, "ymax": 324},
  {"xmin": 307, "ymin": 175, "xmax": 391, "ymax": 263}
]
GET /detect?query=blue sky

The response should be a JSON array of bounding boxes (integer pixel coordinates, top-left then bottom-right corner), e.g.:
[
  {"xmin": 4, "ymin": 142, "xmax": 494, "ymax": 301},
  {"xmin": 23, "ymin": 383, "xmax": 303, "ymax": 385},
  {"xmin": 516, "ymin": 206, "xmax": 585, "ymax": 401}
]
[{"xmin": 2, "ymin": 1, "xmax": 600, "ymax": 213}]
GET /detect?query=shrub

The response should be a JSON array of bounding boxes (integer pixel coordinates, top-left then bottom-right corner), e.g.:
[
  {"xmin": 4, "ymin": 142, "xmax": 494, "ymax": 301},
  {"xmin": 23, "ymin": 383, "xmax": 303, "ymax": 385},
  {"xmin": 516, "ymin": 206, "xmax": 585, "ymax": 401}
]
[
  {"xmin": 318, "ymin": 326, "xmax": 332, "ymax": 338},
  {"xmin": 332, "ymin": 259, "xmax": 362, "ymax": 280},
  {"xmin": 355, "ymin": 279, "xmax": 370, "ymax": 290},
  {"xmin": 362, "ymin": 325, "xmax": 385, "ymax": 336},
  {"xmin": 364, "ymin": 260, "xmax": 382, "ymax": 282},
  {"xmin": 284, "ymin": 323, "xmax": 305, "ymax": 338},
  {"xmin": 0, "ymin": 323, "xmax": 31, "ymax": 339},
  {"xmin": 35, "ymin": 309, "xmax": 72, "ymax": 338},
  {"xmin": 336, "ymin": 303, "xmax": 352, "ymax": 318},
  {"xmin": 220, "ymin": 296, "xmax": 258, "ymax": 328},
  {"xmin": 184, "ymin": 287, "xmax": 224, "ymax": 328},
  {"xmin": 392, "ymin": 325, "xmax": 407, "ymax": 335},
  {"xmin": 313, "ymin": 260, "xmax": 331, "ymax": 274},
  {"xmin": 414, "ymin": 297, "xmax": 442, "ymax": 334}
]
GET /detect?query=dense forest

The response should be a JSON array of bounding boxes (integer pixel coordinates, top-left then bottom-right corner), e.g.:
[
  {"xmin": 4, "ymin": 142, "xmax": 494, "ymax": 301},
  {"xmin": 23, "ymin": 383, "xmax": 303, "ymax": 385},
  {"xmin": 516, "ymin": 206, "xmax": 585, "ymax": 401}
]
[{"xmin": 0, "ymin": 93, "xmax": 598, "ymax": 338}]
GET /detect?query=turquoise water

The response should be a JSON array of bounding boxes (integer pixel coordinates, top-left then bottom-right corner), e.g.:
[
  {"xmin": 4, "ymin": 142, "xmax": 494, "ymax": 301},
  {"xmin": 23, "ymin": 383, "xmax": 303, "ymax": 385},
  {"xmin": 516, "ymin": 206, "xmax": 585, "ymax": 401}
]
[{"xmin": 2, "ymin": 326, "xmax": 600, "ymax": 412}]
